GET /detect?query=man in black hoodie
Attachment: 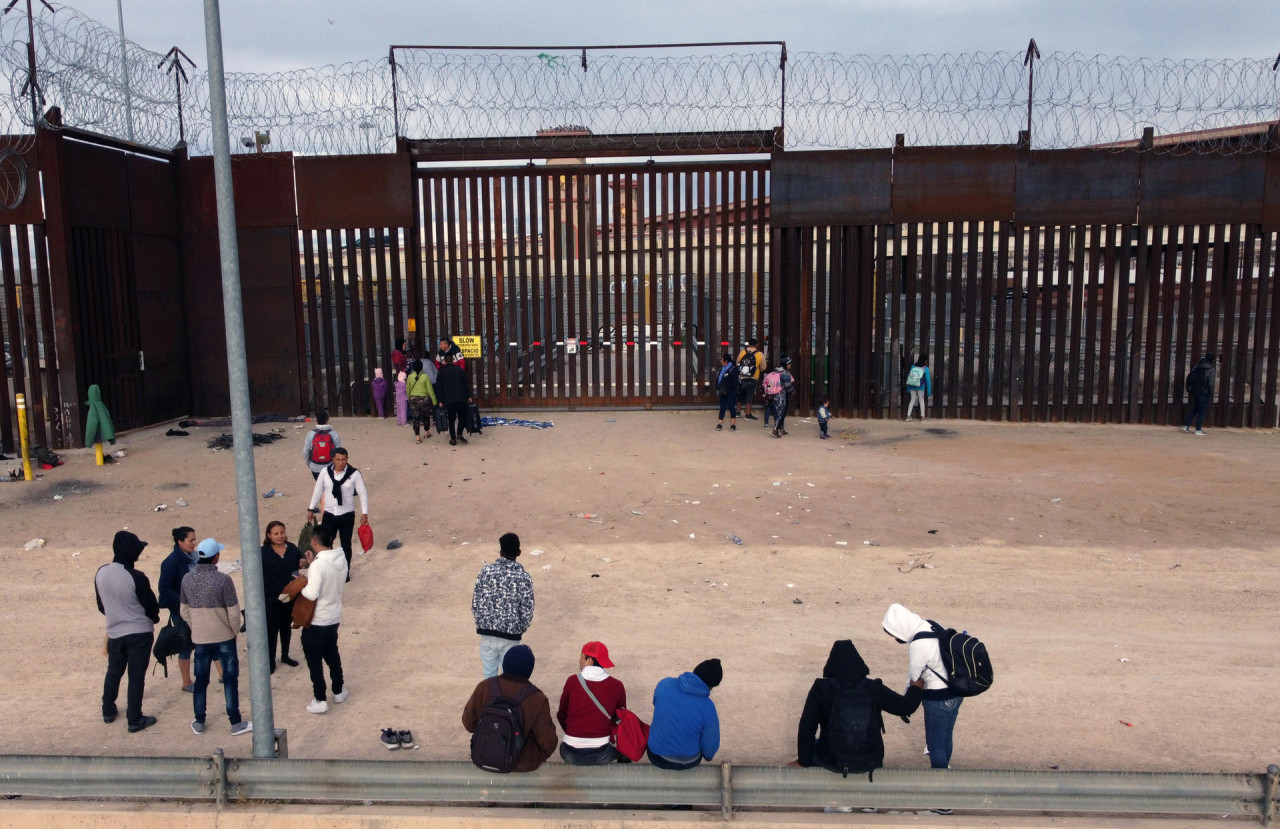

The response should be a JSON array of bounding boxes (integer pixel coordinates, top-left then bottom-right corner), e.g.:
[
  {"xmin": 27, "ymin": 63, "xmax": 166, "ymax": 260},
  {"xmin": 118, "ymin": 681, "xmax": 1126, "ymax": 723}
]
[
  {"xmin": 95, "ymin": 531, "xmax": 161, "ymax": 732},
  {"xmin": 435, "ymin": 353, "xmax": 473, "ymax": 446},
  {"xmin": 796, "ymin": 639, "xmax": 923, "ymax": 774}
]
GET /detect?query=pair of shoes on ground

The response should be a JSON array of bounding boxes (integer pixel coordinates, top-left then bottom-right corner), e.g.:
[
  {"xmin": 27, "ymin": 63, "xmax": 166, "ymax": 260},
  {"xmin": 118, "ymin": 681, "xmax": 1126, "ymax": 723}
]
[
  {"xmin": 717, "ymin": 423, "xmax": 737, "ymax": 432},
  {"xmin": 448, "ymin": 437, "xmax": 470, "ymax": 445},
  {"xmin": 820, "ymin": 434, "xmax": 830, "ymax": 439},
  {"xmin": 380, "ymin": 727, "xmax": 415, "ymax": 749},
  {"xmin": 307, "ymin": 686, "xmax": 350, "ymax": 714},
  {"xmin": 191, "ymin": 719, "xmax": 252, "ymax": 736}
]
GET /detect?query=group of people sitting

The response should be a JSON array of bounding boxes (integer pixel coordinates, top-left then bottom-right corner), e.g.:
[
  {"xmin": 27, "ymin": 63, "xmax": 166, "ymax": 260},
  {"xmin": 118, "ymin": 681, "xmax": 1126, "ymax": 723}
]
[{"xmin": 461, "ymin": 641, "xmax": 724, "ymax": 772}]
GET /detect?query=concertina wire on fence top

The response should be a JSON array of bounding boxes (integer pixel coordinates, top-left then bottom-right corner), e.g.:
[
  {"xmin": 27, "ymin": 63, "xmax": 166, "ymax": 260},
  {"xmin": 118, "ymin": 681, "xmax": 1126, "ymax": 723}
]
[{"xmin": 0, "ymin": 2, "xmax": 1279, "ymax": 157}]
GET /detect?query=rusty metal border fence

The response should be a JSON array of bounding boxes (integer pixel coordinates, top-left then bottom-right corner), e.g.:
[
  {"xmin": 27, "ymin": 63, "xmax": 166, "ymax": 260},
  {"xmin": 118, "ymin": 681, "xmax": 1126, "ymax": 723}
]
[
  {"xmin": 773, "ymin": 145, "xmax": 1280, "ymax": 427},
  {"xmin": 0, "ymin": 222, "xmax": 59, "ymax": 454}
]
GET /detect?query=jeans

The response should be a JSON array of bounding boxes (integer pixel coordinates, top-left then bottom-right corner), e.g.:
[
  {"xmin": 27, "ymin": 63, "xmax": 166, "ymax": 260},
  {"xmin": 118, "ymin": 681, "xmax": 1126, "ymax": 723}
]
[
  {"xmin": 301, "ymin": 623, "xmax": 344, "ymax": 701},
  {"xmin": 923, "ymin": 696, "xmax": 963, "ymax": 768},
  {"xmin": 1184, "ymin": 393, "xmax": 1210, "ymax": 430},
  {"xmin": 103, "ymin": 631, "xmax": 153, "ymax": 725},
  {"xmin": 560, "ymin": 742, "xmax": 623, "ymax": 765},
  {"xmin": 478, "ymin": 635, "xmax": 519, "ymax": 678},
  {"xmin": 647, "ymin": 748, "xmax": 701, "ymax": 770},
  {"xmin": 717, "ymin": 393, "xmax": 738, "ymax": 421},
  {"xmin": 193, "ymin": 639, "xmax": 241, "ymax": 725},
  {"xmin": 819, "ymin": 420, "xmax": 829, "ymax": 437},
  {"xmin": 266, "ymin": 600, "xmax": 294, "ymax": 666},
  {"xmin": 321, "ymin": 511, "xmax": 355, "ymax": 573}
]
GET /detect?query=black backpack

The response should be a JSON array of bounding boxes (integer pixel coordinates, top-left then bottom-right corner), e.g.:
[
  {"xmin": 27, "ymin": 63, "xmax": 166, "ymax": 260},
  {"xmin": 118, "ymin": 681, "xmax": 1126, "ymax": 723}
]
[
  {"xmin": 825, "ymin": 677, "xmax": 884, "ymax": 777},
  {"xmin": 912, "ymin": 621, "xmax": 994, "ymax": 697},
  {"xmin": 151, "ymin": 615, "xmax": 190, "ymax": 677},
  {"xmin": 470, "ymin": 678, "xmax": 538, "ymax": 773},
  {"xmin": 738, "ymin": 351, "xmax": 757, "ymax": 378},
  {"xmin": 1186, "ymin": 365, "xmax": 1210, "ymax": 396}
]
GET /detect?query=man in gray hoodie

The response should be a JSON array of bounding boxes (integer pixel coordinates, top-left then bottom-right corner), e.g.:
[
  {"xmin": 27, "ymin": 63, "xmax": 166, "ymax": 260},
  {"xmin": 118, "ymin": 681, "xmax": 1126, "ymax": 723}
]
[
  {"xmin": 882, "ymin": 603, "xmax": 961, "ymax": 769},
  {"xmin": 95, "ymin": 531, "xmax": 161, "ymax": 732}
]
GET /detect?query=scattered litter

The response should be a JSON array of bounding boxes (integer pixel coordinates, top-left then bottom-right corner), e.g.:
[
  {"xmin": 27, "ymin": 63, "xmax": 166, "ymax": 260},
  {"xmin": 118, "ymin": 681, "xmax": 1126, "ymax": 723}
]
[
  {"xmin": 726, "ymin": 534, "xmax": 743, "ymax": 545},
  {"xmin": 671, "ymin": 519, "xmax": 679, "ymax": 524},
  {"xmin": 1170, "ymin": 563, "xmax": 1182, "ymax": 569},
  {"xmin": 1118, "ymin": 657, "xmax": 1130, "ymax": 663},
  {"xmin": 114, "ymin": 449, "xmax": 127, "ymax": 458},
  {"xmin": 691, "ymin": 500, "xmax": 701, "ymax": 505},
  {"xmin": 23, "ymin": 538, "xmax": 45, "ymax": 551},
  {"xmin": 688, "ymin": 533, "xmax": 695, "ymax": 538},
  {"xmin": 480, "ymin": 416, "xmax": 554, "ymax": 430},
  {"xmin": 1119, "ymin": 720, "xmax": 1133, "ymax": 727},
  {"xmin": 228, "ymin": 559, "xmax": 242, "ymax": 573},
  {"xmin": 591, "ymin": 573, "xmax": 600, "ymax": 578},
  {"xmin": 386, "ymin": 540, "xmax": 403, "ymax": 550},
  {"xmin": 176, "ymin": 498, "xmax": 189, "ymax": 507},
  {"xmin": 1050, "ymin": 497, "xmax": 1062, "ymax": 503},
  {"xmin": 602, "ymin": 557, "xmax": 613, "ymax": 563},
  {"xmin": 261, "ymin": 488, "xmax": 277, "ymax": 499},
  {"xmin": 578, "ymin": 513, "xmax": 597, "ymax": 519},
  {"xmin": 786, "ymin": 583, "xmax": 795, "ymax": 588},
  {"xmin": 898, "ymin": 552, "xmax": 936, "ymax": 573},
  {"xmin": 529, "ymin": 549, "xmax": 543, "ymax": 557},
  {"xmin": 164, "ymin": 429, "xmax": 189, "ymax": 437},
  {"xmin": 542, "ymin": 564, "xmax": 552, "ymax": 571},
  {"xmin": 928, "ymin": 529, "xmax": 938, "ymax": 534},
  {"xmin": 772, "ymin": 481, "xmax": 781, "ymax": 486},
  {"xmin": 792, "ymin": 598, "xmax": 803, "ymax": 605},
  {"xmin": 206, "ymin": 432, "xmax": 284, "ymax": 450},
  {"xmin": 153, "ymin": 504, "xmax": 169, "ymax": 512},
  {"xmin": 835, "ymin": 541, "xmax": 848, "ymax": 546},
  {"xmin": 806, "ymin": 482, "xmax": 815, "ymax": 488},
  {"xmin": 630, "ymin": 510, "xmax": 643, "ymax": 516},
  {"xmin": 52, "ymin": 494, "xmax": 63, "ymax": 501},
  {"xmin": 1048, "ymin": 764, "xmax": 1059, "ymax": 770},
  {"xmin": 72, "ymin": 551, "xmax": 80, "ymax": 557}
]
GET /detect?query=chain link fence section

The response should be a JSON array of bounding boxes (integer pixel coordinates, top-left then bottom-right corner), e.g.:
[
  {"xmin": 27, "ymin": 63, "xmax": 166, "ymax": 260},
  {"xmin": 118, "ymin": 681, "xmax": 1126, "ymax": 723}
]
[{"xmin": 2, "ymin": 3, "xmax": 1280, "ymax": 157}]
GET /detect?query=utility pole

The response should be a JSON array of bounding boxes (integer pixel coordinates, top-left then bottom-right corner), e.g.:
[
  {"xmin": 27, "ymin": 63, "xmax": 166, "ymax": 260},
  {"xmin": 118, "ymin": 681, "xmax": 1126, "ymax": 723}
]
[
  {"xmin": 115, "ymin": 0, "xmax": 133, "ymax": 141},
  {"xmin": 3, "ymin": 0, "xmax": 55, "ymax": 128}
]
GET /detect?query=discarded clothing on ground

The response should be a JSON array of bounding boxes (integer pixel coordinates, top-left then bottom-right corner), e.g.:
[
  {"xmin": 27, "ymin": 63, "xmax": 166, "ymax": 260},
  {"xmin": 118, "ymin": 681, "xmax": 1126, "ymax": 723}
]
[
  {"xmin": 180, "ymin": 414, "xmax": 306, "ymax": 428},
  {"xmin": 478, "ymin": 417, "xmax": 554, "ymax": 430},
  {"xmin": 206, "ymin": 432, "xmax": 285, "ymax": 450}
]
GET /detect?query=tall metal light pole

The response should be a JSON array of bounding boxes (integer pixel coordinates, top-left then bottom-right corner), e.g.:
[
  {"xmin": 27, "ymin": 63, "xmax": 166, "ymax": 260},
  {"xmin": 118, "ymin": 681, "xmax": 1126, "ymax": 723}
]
[
  {"xmin": 115, "ymin": 0, "xmax": 133, "ymax": 141},
  {"xmin": 200, "ymin": 0, "xmax": 276, "ymax": 758}
]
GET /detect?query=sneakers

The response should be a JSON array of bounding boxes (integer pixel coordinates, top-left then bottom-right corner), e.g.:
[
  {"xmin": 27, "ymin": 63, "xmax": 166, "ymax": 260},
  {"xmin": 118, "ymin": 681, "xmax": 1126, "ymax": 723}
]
[
  {"xmin": 1194, "ymin": 429, "xmax": 1206, "ymax": 436},
  {"xmin": 127, "ymin": 715, "xmax": 157, "ymax": 733},
  {"xmin": 771, "ymin": 430, "xmax": 781, "ymax": 438},
  {"xmin": 333, "ymin": 687, "xmax": 350, "ymax": 704},
  {"xmin": 191, "ymin": 720, "xmax": 205, "ymax": 735},
  {"xmin": 449, "ymin": 439, "xmax": 456, "ymax": 446},
  {"xmin": 730, "ymin": 424, "xmax": 736, "ymax": 431},
  {"xmin": 306, "ymin": 698, "xmax": 330, "ymax": 714},
  {"xmin": 905, "ymin": 417, "xmax": 913, "ymax": 422},
  {"xmin": 1182, "ymin": 425, "xmax": 1190, "ymax": 433},
  {"xmin": 230, "ymin": 720, "xmax": 253, "ymax": 736},
  {"xmin": 181, "ymin": 683, "xmax": 195, "ymax": 693},
  {"xmin": 103, "ymin": 709, "xmax": 117, "ymax": 724},
  {"xmin": 820, "ymin": 434, "xmax": 830, "ymax": 440},
  {"xmin": 398, "ymin": 729, "xmax": 415, "ymax": 748},
  {"xmin": 459, "ymin": 436, "xmax": 468, "ymax": 444},
  {"xmin": 281, "ymin": 656, "xmax": 299, "ymax": 667},
  {"xmin": 744, "ymin": 413, "xmax": 757, "ymax": 420},
  {"xmin": 716, "ymin": 423, "xmax": 723, "ymax": 431},
  {"xmin": 381, "ymin": 728, "xmax": 400, "ymax": 750}
]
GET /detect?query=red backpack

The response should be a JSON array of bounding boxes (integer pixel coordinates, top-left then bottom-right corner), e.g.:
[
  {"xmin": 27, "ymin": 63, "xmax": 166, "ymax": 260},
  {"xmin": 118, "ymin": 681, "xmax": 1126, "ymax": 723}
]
[{"xmin": 310, "ymin": 430, "xmax": 335, "ymax": 465}]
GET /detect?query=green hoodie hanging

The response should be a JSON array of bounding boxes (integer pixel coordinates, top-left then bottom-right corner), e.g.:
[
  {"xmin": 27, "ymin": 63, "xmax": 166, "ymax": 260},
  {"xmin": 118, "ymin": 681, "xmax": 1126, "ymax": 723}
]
[{"xmin": 85, "ymin": 384, "xmax": 117, "ymax": 446}]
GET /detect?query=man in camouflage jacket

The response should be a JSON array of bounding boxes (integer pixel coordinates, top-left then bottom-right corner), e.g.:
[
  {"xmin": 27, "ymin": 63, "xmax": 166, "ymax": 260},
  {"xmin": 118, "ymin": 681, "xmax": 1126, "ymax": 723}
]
[{"xmin": 471, "ymin": 532, "xmax": 535, "ymax": 678}]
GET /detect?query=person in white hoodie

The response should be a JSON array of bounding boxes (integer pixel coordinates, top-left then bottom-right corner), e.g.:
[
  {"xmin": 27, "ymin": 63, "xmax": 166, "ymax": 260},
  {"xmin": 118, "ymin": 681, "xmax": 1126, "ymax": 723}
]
[
  {"xmin": 882, "ymin": 603, "xmax": 961, "ymax": 769},
  {"xmin": 300, "ymin": 524, "xmax": 350, "ymax": 714}
]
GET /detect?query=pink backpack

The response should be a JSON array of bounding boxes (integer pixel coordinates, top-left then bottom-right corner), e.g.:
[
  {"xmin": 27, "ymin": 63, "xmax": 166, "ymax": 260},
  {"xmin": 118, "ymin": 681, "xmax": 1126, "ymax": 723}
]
[{"xmin": 762, "ymin": 370, "xmax": 783, "ymax": 396}]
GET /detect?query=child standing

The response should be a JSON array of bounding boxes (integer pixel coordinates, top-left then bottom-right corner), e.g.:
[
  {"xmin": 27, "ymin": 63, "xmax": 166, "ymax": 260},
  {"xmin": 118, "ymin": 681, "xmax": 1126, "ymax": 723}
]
[
  {"xmin": 817, "ymin": 397, "xmax": 832, "ymax": 439},
  {"xmin": 905, "ymin": 353, "xmax": 931, "ymax": 422}
]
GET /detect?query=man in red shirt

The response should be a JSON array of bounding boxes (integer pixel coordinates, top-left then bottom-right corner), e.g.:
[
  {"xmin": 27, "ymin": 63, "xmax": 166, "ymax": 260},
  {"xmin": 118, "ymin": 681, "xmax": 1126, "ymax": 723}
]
[{"xmin": 556, "ymin": 641, "xmax": 628, "ymax": 765}]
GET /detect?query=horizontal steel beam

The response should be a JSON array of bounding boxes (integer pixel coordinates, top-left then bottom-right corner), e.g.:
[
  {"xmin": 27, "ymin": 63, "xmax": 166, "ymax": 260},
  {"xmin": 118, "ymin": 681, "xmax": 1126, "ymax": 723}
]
[
  {"xmin": 0, "ymin": 755, "xmax": 1275, "ymax": 824},
  {"xmin": 406, "ymin": 130, "xmax": 779, "ymax": 161}
]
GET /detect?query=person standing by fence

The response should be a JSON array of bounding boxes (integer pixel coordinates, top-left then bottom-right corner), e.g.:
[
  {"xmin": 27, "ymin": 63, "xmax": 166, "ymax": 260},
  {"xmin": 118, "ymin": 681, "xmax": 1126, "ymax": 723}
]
[
  {"xmin": 96, "ymin": 531, "xmax": 160, "ymax": 733},
  {"xmin": 1182, "ymin": 353, "xmax": 1217, "ymax": 436},
  {"xmin": 436, "ymin": 353, "xmax": 473, "ymax": 446},
  {"xmin": 307, "ymin": 447, "xmax": 369, "ymax": 580},
  {"xmin": 905, "ymin": 354, "xmax": 932, "ymax": 422},
  {"xmin": 405, "ymin": 360, "xmax": 438, "ymax": 444}
]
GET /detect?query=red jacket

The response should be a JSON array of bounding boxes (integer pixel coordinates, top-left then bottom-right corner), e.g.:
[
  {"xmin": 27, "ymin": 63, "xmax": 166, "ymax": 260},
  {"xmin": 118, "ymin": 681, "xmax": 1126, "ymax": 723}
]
[{"xmin": 557, "ymin": 672, "xmax": 627, "ymax": 739}]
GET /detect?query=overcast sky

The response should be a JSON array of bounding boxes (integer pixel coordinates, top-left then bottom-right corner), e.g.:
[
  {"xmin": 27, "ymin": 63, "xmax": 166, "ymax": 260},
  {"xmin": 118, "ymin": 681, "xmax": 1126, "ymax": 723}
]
[{"xmin": 65, "ymin": 0, "xmax": 1280, "ymax": 73}]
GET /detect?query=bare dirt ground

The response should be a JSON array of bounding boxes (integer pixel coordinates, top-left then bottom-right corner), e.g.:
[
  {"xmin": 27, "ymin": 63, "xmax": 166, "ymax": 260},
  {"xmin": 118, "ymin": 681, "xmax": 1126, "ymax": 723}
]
[{"xmin": 0, "ymin": 409, "xmax": 1277, "ymax": 774}]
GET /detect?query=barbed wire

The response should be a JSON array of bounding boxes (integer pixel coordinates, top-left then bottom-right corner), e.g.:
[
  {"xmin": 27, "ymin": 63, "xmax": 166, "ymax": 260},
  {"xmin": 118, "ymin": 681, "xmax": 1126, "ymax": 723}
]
[{"xmin": 1, "ymin": 3, "xmax": 1278, "ymax": 158}]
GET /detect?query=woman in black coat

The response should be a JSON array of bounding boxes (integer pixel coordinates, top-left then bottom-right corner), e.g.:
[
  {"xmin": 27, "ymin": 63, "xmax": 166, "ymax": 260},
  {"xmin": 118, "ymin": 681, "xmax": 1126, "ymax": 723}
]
[{"xmin": 260, "ymin": 521, "xmax": 305, "ymax": 673}]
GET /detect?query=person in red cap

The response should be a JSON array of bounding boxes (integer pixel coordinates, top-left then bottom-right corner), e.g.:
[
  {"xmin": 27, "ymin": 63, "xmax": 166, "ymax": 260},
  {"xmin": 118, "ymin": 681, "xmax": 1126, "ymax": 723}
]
[{"xmin": 556, "ymin": 641, "xmax": 628, "ymax": 765}]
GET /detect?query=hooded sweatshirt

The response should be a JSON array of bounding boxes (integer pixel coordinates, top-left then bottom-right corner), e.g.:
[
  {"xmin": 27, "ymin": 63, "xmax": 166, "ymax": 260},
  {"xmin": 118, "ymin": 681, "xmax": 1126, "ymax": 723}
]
[
  {"xmin": 796, "ymin": 639, "xmax": 922, "ymax": 769},
  {"xmin": 301, "ymin": 547, "xmax": 348, "ymax": 626},
  {"xmin": 647, "ymin": 672, "xmax": 720, "ymax": 762},
  {"xmin": 95, "ymin": 544, "xmax": 160, "ymax": 639},
  {"xmin": 882, "ymin": 603, "xmax": 953, "ymax": 700}
]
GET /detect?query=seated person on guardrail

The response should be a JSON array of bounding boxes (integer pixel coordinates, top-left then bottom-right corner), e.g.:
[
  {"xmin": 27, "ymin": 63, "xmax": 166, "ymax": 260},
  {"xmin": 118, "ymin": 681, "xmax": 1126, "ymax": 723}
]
[
  {"xmin": 795, "ymin": 639, "xmax": 922, "ymax": 776},
  {"xmin": 463, "ymin": 644, "xmax": 558, "ymax": 773},
  {"xmin": 557, "ymin": 641, "xmax": 627, "ymax": 765},
  {"xmin": 646, "ymin": 658, "xmax": 721, "ymax": 770}
]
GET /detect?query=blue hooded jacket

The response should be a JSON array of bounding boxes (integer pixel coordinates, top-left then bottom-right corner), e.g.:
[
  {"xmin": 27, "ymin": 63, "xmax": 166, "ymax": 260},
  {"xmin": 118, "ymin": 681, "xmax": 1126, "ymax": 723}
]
[{"xmin": 646, "ymin": 672, "xmax": 720, "ymax": 761}]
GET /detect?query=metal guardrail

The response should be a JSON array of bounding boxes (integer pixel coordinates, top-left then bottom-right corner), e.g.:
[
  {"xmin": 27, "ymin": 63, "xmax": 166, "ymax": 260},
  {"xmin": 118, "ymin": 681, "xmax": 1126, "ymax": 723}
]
[{"xmin": 0, "ymin": 755, "xmax": 1276, "ymax": 823}]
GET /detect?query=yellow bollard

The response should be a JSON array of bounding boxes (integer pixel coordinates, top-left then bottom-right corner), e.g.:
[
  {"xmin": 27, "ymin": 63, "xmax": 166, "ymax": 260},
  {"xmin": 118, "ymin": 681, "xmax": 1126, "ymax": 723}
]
[
  {"xmin": 94, "ymin": 443, "xmax": 104, "ymax": 466},
  {"xmin": 15, "ymin": 393, "xmax": 32, "ymax": 481}
]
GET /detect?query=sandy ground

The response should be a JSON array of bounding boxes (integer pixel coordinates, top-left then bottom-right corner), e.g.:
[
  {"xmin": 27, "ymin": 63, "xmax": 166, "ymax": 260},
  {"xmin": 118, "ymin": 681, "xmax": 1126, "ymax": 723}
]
[{"xmin": 0, "ymin": 409, "xmax": 1277, "ymax": 775}]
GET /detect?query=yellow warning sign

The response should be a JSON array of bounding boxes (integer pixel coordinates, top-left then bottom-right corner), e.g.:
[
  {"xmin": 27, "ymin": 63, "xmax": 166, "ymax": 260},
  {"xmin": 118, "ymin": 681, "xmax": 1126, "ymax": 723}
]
[{"xmin": 454, "ymin": 335, "xmax": 482, "ymax": 358}]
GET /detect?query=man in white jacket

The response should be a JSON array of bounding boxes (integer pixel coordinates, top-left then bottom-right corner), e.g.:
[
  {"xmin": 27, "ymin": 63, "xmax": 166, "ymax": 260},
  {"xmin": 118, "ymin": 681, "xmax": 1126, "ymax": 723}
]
[
  {"xmin": 882, "ymin": 603, "xmax": 961, "ymax": 769},
  {"xmin": 300, "ymin": 524, "xmax": 350, "ymax": 714}
]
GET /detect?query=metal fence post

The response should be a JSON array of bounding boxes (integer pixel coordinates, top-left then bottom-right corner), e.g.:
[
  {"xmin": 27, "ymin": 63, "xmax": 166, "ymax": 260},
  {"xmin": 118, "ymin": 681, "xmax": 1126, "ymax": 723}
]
[
  {"xmin": 212, "ymin": 749, "xmax": 226, "ymax": 807},
  {"xmin": 721, "ymin": 762, "xmax": 733, "ymax": 820},
  {"xmin": 1264, "ymin": 764, "xmax": 1278, "ymax": 826}
]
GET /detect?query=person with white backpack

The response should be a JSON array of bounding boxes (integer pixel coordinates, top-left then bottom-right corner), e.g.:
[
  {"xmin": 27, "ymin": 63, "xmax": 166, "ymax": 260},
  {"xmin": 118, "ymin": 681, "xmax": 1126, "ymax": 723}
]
[{"xmin": 905, "ymin": 354, "xmax": 932, "ymax": 422}]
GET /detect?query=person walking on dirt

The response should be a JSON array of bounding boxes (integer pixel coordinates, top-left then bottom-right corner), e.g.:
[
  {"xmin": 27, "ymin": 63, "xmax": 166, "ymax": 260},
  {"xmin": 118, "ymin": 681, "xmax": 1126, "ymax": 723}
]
[
  {"xmin": 303, "ymin": 411, "xmax": 341, "ymax": 481},
  {"xmin": 770, "ymin": 356, "xmax": 796, "ymax": 438},
  {"xmin": 882, "ymin": 603, "xmax": 961, "ymax": 769},
  {"xmin": 181, "ymin": 538, "xmax": 252, "ymax": 737},
  {"xmin": 435, "ymin": 353, "xmax": 473, "ymax": 446},
  {"xmin": 472, "ymin": 532, "xmax": 535, "ymax": 678},
  {"xmin": 405, "ymin": 359, "xmax": 438, "ymax": 444},
  {"xmin": 1182, "ymin": 353, "xmax": 1217, "ymax": 436},
  {"xmin": 307, "ymin": 447, "xmax": 369, "ymax": 579},
  {"xmin": 905, "ymin": 353, "xmax": 932, "ymax": 422},
  {"xmin": 95, "ymin": 531, "xmax": 160, "ymax": 733},
  {"xmin": 736, "ymin": 339, "xmax": 765, "ymax": 420},
  {"xmin": 715, "ymin": 353, "xmax": 739, "ymax": 432}
]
